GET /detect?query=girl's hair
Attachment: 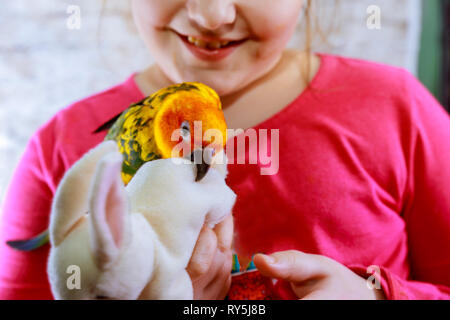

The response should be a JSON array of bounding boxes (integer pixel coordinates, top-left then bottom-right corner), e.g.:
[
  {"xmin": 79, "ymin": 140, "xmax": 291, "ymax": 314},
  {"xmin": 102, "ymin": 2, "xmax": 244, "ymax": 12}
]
[
  {"xmin": 301, "ymin": 0, "xmax": 340, "ymax": 85},
  {"xmin": 99, "ymin": 0, "xmax": 338, "ymax": 87},
  {"xmin": 303, "ymin": 0, "xmax": 314, "ymax": 85}
]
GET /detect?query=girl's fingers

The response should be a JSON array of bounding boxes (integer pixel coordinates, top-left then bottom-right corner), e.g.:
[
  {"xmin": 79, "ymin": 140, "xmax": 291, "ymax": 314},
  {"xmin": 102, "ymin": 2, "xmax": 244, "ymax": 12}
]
[
  {"xmin": 213, "ymin": 214, "xmax": 234, "ymax": 251},
  {"xmin": 187, "ymin": 226, "xmax": 217, "ymax": 279},
  {"xmin": 204, "ymin": 255, "xmax": 232, "ymax": 299},
  {"xmin": 254, "ymin": 250, "xmax": 330, "ymax": 283},
  {"xmin": 199, "ymin": 248, "xmax": 233, "ymax": 299},
  {"xmin": 206, "ymin": 248, "xmax": 233, "ymax": 286},
  {"xmin": 188, "ymin": 219, "xmax": 234, "ymax": 299},
  {"xmin": 218, "ymin": 274, "xmax": 232, "ymax": 300},
  {"xmin": 208, "ymin": 250, "xmax": 233, "ymax": 299}
]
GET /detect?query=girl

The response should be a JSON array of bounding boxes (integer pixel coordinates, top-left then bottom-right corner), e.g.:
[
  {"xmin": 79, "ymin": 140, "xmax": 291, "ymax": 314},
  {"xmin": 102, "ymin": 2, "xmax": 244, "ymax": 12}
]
[{"xmin": 1, "ymin": 0, "xmax": 449, "ymax": 300}]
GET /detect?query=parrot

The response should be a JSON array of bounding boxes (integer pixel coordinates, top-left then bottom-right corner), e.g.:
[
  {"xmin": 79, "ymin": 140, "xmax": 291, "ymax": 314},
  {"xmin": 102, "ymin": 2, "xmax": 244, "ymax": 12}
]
[{"xmin": 7, "ymin": 82, "xmax": 228, "ymax": 251}]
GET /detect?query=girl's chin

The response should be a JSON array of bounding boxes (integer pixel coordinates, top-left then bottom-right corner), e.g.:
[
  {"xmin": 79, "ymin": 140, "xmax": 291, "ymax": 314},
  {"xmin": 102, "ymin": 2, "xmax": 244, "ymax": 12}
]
[
  {"xmin": 162, "ymin": 51, "xmax": 258, "ymax": 95},
  {"xmin": 177, "ymin": 71, "xmax": 246, "ymax": 96}
]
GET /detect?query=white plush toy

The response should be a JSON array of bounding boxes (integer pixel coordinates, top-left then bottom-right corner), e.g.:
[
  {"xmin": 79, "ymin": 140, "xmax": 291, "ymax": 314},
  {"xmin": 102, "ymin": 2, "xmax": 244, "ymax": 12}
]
[{"xmin": 47, "ymin": 141, "xmax": 236, "ymax": 300}]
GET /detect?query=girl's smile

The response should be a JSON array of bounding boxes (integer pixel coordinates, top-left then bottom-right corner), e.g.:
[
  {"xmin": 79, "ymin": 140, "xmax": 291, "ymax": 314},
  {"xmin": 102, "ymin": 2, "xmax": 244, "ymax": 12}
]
[{"xmin": 172, "ymin": 29, "xmax": 249, "ymax": 62}]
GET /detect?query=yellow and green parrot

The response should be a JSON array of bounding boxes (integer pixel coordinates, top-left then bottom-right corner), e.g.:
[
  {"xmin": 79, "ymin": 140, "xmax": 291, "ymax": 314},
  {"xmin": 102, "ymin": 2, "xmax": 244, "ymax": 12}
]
[{"xmin": 7, "ymin": 82, "xmax": 228, "ymax": 251}]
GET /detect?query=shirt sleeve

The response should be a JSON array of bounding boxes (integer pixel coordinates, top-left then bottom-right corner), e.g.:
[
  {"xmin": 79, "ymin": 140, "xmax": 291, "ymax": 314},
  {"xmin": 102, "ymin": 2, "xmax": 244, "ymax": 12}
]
[
  {"xmin": 0, "ymin": 130, "xmax": 55, "ymax": 299},
  {"xmin": 353, "ymin": 72, "xmax": 450, "ymax": 300}
]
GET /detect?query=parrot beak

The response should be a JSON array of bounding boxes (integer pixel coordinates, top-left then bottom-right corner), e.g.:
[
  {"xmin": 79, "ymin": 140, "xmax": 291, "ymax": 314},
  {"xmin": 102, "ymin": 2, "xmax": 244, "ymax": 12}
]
[{"xmin": 190, "ymin": 148, "xmax": 214, "ymax": 182}]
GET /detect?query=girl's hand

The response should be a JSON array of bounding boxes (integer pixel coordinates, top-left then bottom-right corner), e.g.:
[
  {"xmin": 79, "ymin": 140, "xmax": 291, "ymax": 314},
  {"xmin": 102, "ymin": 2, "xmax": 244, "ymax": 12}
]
[
  {"xmin": 254, "ymin": 250, "xmax": 386, "ymax": 300},
  {"xmin": 186, "ymin": 215, "xmax": 234, "ymax": 300}
]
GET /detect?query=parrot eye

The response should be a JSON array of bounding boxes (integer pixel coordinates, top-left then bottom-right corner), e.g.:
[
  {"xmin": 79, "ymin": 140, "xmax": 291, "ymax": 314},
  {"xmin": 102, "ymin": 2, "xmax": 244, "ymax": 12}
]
[{"xmin": 180, "ymin": 121, "xmax": 190, "ymax": 140}]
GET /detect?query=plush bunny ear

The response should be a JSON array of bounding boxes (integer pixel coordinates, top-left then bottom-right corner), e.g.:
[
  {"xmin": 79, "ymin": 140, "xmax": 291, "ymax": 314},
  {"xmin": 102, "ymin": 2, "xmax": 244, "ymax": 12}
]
[
  {"xmin": 88, "ymin": 151, "xmax": 130, "ymax": 271},
  {"xmin": 50, "ymin": 141, "xmax": 118, "ymax": 246}
]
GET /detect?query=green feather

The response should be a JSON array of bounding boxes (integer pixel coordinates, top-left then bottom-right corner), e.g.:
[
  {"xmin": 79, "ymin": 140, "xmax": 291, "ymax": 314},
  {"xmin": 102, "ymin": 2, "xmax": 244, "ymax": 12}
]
[{"xmin": 6, "ymin": 230, "xmax": 49, "ymax": 251}]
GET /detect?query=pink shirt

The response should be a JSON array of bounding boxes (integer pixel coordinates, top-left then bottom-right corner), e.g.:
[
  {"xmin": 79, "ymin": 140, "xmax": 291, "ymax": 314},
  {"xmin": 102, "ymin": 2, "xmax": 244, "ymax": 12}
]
[{"xmin": 1, "ymin": 53, "xmax": 450, "ymax": 300}]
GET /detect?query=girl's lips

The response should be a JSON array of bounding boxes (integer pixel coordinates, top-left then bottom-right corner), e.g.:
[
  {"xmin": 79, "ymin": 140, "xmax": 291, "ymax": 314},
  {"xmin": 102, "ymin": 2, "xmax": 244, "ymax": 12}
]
[{"xmin": 176, "ymin": 33, "xmax": 247, "ymax": 62}]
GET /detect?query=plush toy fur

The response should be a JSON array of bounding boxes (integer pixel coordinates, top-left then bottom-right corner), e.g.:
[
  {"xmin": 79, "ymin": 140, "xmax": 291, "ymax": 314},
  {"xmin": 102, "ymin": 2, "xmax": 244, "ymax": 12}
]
[{"xmin": 47, "ymin": 141, "xmax": 236, "ymax": 300}]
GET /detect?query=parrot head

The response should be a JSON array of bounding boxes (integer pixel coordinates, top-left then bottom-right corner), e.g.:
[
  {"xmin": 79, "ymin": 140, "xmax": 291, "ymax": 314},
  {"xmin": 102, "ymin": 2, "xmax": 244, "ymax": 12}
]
[
  {"xmin": 103, "ymin": 82, "xmax": 228, "ymax": 184},
  {"xmin": 154, "ymin": 83, "xmax": 226, "ymax": 157},
  {"xmin": 153, "ymin": 83, "xmax": 227, "ymax": 181}
]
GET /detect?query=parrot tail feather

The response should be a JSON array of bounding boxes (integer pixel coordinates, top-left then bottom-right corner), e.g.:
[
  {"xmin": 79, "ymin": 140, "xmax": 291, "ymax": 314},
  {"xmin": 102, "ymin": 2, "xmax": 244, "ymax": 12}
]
[{"xmin": 6, "ymin": 229, "xmax": 49, "ymax": 251}]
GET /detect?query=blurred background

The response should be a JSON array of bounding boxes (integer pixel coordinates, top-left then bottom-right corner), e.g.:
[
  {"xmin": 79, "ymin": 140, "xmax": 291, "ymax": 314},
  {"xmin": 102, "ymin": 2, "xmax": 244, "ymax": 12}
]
[{"xmin": 0, "ymin": 0, "xmax": 449, "ymax": 215}]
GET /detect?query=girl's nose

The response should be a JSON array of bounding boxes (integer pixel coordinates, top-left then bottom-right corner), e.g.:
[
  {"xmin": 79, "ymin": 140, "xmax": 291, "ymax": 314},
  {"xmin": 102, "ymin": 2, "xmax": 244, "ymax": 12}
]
[{"xmin": 186, "ymin": 0, "xmax": 236, "ymax": 31}]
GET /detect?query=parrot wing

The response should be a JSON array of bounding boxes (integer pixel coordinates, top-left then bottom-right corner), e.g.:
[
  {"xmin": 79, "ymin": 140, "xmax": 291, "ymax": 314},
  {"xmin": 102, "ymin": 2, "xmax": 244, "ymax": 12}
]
[{"xmin": 93, "ymin": 97, "xmax": 151, "ymax": 134}]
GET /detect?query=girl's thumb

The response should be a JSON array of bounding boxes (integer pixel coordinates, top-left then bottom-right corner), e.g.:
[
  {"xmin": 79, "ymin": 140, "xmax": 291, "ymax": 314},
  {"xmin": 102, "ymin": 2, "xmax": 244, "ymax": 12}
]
[{"xmin": 254, "ymin": 251, "xmax": 326, "ymax": 283}]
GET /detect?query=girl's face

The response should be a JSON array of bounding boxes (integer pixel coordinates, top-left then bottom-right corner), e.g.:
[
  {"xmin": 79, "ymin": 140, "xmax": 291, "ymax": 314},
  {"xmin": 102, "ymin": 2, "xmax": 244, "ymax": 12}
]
[{"xmin": 132, "ymin": 0, "xmax": 304, "ymax": 96}]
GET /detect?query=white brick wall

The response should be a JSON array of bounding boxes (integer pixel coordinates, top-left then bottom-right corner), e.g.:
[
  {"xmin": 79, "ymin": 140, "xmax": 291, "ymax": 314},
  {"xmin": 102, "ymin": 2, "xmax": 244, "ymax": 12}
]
[{"xmin": 0, "ymin": 0, "xmax": 422, "ymax": 211}]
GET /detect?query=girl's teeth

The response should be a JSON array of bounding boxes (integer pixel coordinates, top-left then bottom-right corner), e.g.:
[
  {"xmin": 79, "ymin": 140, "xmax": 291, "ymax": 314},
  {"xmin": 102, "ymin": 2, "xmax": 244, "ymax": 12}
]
[
  {"xmin": 186, "ymin": 36, "xmax": 231, "ymax": 49},
  {"xmin": 209, "ymin": 41, "xmax": 221, "ymax": 49},
  {"xmin": 194, "ymin": 39, "xmax": 207, "ymax": 48}
]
